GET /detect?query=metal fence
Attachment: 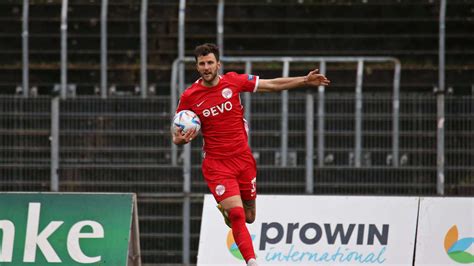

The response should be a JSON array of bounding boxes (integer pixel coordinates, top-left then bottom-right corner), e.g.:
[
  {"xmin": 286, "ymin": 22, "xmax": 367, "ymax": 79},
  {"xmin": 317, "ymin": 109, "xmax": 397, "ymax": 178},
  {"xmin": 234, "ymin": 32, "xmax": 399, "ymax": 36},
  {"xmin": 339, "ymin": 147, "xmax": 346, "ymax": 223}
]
[{"xmin": 1, "ymin": 94, "xmax": 472, "ymax": 264}]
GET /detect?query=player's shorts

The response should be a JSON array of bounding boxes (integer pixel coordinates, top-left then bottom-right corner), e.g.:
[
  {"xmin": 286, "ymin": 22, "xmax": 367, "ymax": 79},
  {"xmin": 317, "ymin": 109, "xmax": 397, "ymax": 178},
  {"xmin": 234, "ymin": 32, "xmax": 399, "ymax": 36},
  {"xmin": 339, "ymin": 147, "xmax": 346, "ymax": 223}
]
[{"xmin": 202, "ymin": 150, "xmax": 257, "ymax": 203}]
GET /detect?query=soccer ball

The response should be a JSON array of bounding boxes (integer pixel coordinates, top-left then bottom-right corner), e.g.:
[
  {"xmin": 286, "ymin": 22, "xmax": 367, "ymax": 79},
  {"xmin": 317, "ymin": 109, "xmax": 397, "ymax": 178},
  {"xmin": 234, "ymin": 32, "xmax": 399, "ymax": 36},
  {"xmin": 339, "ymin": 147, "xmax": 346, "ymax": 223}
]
[{"xmin": 173, "ymin": 110, "xmax": 201, "ymax": 134}]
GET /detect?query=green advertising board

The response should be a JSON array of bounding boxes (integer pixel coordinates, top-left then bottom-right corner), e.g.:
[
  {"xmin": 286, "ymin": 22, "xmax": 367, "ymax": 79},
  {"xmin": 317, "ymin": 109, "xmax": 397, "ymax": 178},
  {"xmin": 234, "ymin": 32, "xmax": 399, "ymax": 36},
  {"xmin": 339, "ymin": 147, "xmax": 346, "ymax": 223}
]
[{"xmin": 0, "ymin": 193, "xmax": 140, "ymax": 265}]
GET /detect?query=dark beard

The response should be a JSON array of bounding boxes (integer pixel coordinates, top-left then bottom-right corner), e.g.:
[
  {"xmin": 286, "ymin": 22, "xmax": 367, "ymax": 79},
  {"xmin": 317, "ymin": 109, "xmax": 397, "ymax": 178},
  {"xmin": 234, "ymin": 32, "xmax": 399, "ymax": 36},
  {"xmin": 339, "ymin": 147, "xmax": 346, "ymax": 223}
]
[{"xmin": 202, "ymin": 71, "xmax": 218, "ymax": 84}]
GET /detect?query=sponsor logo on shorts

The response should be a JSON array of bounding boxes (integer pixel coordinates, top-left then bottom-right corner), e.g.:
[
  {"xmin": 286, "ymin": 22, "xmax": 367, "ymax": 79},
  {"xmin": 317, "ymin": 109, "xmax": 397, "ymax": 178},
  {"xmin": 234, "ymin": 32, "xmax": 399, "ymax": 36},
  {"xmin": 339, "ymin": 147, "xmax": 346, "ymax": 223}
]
[{"xmin": 216, "ymin": 184, "xmax": 226, "ymax": 196}]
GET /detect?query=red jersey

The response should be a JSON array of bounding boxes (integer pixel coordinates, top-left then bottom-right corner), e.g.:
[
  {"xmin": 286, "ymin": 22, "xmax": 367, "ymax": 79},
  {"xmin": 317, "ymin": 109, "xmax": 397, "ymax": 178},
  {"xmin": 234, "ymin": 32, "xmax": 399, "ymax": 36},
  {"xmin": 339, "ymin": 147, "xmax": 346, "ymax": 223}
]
[{"xmin": 176, "ymin": 72, "xmax": 259, "ymax": 159}]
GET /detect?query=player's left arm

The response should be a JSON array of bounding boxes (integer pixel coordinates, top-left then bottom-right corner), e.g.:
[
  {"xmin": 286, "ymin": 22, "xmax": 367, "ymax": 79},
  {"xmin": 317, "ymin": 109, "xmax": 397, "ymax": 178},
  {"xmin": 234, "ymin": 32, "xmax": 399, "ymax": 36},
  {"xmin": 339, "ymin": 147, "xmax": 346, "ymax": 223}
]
[{"xmin": 256, "ymin": 69, "xmax": 330, "ymax": 93}]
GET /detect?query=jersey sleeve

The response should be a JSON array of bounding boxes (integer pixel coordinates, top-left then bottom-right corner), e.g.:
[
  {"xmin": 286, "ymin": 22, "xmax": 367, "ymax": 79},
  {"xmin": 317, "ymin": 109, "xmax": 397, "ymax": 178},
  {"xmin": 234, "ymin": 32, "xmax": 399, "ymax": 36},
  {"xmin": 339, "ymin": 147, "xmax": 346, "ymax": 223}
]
[
  {"xmin": 227, "ymin": 72, "xmax": 259, "ymax": 93},
  {"xmin": 175, "ymin": 92, "xmax": 191, "ymax": 113}
]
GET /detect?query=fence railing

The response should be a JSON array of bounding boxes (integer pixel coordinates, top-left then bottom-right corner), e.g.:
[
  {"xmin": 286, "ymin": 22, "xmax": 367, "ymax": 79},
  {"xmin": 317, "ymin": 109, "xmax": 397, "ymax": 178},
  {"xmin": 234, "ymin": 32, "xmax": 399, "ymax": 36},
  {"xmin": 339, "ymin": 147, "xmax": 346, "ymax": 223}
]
[{"xmin": 2, "ymin": 94, "xmax": 470, "ymax": 194}]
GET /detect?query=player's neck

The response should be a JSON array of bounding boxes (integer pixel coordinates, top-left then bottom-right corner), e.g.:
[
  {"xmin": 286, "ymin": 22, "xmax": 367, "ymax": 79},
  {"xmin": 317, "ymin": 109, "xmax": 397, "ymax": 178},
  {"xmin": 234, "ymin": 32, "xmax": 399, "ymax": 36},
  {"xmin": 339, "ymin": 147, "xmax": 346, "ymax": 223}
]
[{"xmin": 202, "ymin": 76, "xmax": 220, "ymax": 87}]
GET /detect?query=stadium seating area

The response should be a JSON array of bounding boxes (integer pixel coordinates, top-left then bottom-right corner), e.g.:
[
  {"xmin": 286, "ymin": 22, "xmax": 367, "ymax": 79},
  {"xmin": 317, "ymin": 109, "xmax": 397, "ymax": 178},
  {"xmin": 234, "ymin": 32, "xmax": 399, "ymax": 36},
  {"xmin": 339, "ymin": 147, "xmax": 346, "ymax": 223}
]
[
  {"xmin": 1, "ymin": 0, "xmax": 473, "ymax": 95},
  {"xmin": 1, "ymin": 0, "xmax": 473, "ymax": 264}
]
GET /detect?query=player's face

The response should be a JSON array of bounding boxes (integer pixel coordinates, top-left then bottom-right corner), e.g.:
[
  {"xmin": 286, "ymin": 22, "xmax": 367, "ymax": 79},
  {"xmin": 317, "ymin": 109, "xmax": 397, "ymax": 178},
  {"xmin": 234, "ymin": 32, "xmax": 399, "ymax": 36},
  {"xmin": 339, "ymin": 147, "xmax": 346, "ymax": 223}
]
[{"xmin": 196, "ymin": 53, "xmax": 221, "ymax": 85}]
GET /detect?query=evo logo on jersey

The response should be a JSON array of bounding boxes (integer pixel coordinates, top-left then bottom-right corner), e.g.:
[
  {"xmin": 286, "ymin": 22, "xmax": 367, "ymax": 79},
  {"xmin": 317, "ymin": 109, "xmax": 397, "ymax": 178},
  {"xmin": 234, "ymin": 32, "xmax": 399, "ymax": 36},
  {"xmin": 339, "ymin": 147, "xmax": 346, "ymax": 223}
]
[{"xmin": 203, "ymin": 101, "xmax": 233, "ymax": 117}]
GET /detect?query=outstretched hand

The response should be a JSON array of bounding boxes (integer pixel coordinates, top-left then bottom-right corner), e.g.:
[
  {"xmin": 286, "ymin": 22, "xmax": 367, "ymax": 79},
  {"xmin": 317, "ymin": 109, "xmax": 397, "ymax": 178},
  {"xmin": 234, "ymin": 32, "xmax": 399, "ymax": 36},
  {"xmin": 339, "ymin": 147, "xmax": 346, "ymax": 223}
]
[{"xmin": 305, "ymin": 69, "xmax": 330, "ymax": 87}]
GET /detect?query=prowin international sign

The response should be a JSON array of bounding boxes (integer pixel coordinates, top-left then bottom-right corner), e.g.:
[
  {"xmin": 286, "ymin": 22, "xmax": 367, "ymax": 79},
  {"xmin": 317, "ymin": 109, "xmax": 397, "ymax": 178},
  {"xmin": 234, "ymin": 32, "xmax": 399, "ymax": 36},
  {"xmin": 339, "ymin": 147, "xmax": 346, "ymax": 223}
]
[
  {"xmin": 0, "ymin": 192, "xmax": 140, "ymax": 265},
  {"xmin": 198, "ymin": 195, "xmax": 418, "ymax": 266}
]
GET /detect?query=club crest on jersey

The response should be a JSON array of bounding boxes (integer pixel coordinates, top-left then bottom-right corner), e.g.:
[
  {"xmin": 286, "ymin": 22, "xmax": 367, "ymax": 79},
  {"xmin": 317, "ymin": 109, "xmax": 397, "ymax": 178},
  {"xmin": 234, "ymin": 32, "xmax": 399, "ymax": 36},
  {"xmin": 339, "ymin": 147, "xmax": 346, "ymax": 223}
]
[
  {"xmin": 222, "ymin": 88, "xmax": 232, "ymax": 99},
  {"xmin": 215, "ymin": 184, "xmax": 226, "ymax": 196}
]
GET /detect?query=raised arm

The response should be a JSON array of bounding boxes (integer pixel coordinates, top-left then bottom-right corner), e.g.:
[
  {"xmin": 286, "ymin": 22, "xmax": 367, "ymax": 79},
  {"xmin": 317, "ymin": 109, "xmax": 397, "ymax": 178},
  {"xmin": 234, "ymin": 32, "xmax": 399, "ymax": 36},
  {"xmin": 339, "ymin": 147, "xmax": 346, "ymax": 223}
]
[{"xmin": 256, "ymin": 69, "xmax": 330, "ymax": 93}]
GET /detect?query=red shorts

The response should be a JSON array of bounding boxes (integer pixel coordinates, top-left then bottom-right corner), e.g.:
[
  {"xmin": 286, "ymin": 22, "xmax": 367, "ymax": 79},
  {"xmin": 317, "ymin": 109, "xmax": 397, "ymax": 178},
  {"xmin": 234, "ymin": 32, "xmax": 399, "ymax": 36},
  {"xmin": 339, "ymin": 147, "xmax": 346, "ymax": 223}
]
[{"xmin": 202, "ymin": 150, "xmax": 257, "ymax": 203}]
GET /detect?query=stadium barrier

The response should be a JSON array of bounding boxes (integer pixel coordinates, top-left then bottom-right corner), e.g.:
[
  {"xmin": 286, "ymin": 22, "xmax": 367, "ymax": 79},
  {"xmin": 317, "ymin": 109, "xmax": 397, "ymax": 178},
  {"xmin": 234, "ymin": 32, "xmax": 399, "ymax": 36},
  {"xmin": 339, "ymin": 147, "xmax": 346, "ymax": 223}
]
[
  {"xmin": 198, "ymin": 195, "xmax": 473, "ymax": 266},
  {"xmin": 0, "ymin": 192, "xmax": 141, "ymax": 266},
  {"xmin": 415, "ymin": 197, "xmax": 473, "ymax": 265}
]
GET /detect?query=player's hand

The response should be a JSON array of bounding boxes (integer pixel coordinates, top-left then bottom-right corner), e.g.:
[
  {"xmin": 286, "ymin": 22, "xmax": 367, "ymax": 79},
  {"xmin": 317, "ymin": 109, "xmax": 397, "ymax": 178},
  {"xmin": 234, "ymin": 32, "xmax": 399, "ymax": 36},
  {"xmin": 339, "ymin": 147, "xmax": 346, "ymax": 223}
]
[
  {"xmin": 304, "ymin": 69, "xmax": 330, "ymax": 87},
  {"xmin": 172, "ymin": 127, "xmax": 199, "ymax": 145}
]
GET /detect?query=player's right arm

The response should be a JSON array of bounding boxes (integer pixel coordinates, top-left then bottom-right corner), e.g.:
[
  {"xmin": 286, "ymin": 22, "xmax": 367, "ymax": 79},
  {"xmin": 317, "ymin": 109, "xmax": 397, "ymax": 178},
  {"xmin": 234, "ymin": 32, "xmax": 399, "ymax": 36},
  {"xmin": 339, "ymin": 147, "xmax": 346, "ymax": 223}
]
[
  {"xmin": 172, "ymin": 127, "xmax": 197, "ymax": 145},
  {"xmin": 171, "ymin": 92, "xmax": 199, "ymax": 145}
]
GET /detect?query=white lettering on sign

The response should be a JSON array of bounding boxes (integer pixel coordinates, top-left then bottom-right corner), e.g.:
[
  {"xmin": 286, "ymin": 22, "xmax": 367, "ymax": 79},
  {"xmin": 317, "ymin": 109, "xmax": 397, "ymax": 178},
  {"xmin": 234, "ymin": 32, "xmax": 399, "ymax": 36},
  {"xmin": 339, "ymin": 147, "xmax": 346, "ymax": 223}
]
[
  {"xmin": 0, "ymin": 202, "xmax": 105, "ymax": 263},
  {"xmin": 67, "ymin": 221, "xmax": 104, "ymax": 263},
  {"xmin": 24, "ymin": 203, "xmax": 64, "ymax": 262},
  {"xmin": 0, "ymin": 220, "xmax": 15, "ymax": 262}
]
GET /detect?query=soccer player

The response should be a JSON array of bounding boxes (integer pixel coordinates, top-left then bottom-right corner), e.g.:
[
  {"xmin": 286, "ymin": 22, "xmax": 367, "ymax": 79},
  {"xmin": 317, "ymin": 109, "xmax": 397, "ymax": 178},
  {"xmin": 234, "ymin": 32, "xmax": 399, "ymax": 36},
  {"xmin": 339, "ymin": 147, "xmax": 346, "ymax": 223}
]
[{"xmin": 172, "ymin": 43, "xmax": 330, "ymax": 266}]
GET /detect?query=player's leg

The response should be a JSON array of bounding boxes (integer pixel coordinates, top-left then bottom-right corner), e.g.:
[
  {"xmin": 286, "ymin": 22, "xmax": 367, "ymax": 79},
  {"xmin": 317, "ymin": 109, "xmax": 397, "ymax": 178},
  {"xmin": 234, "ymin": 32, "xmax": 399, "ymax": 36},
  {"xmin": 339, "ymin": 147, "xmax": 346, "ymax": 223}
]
[
  {"xmin": 216, "ymin": 203, "xmax": 231, "ymax": 228},
  {"xmin": 219, "ymin": 195, "xmax": 256, "ymax": 264},
  {"xmin": 202, "ymin": 156, "xmax": 234, "ymax": 227},
  {"xmin": 217, "ymin": 194, "xmax": 243, "ymax": 227},
  {"xmin": 238, "ymin": 151, "xmax": 258, "ymax": 224},
  {"xmin": 219, "ymin": 194, "xmax": 243, "ymax": 209},
  {"xmin": 205, "ymin": 182, "xmax": 256, "ymax": 263},
  {"xmin": 202, "ymin": 156, "xmax": 258, "ymax": 265},
  {"xmin": 241, "ymin": 177, "xmax": 256, "ymax": 224},
  {"xmin": 242, "ymin": 199, "xmax": 256, "ymax": 224}
]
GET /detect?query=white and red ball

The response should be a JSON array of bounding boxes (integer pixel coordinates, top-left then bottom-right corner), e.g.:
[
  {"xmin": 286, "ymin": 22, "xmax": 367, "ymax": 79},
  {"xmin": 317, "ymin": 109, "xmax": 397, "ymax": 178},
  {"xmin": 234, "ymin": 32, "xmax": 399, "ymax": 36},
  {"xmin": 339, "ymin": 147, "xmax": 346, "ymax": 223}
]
[{"xmin": 172, "ymin": 110, "xmax": 201, "ymax": 134}]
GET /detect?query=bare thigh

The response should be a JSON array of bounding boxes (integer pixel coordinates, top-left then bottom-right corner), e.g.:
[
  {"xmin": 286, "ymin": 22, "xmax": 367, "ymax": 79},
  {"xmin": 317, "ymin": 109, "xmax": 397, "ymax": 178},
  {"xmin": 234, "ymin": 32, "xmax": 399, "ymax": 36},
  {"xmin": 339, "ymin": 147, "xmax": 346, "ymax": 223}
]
[{"xmin": 219, "ymin": 195, "xmax": 243, "ymax": 210}]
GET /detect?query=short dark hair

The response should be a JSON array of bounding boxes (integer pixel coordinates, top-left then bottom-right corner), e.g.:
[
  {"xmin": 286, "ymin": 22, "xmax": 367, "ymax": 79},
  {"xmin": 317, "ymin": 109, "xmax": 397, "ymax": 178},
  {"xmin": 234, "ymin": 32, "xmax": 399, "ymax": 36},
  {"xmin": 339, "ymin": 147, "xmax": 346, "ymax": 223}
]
[{"xmin": 194, "ymin": 43, "xmax": 220, "ymax": 62}]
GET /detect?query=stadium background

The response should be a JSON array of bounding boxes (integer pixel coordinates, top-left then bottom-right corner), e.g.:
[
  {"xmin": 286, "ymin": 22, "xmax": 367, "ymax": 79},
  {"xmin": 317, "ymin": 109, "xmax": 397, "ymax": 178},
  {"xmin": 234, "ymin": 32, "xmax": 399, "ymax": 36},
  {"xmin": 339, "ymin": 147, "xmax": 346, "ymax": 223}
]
[{"xmin": 0, "ymin": 0, "xmax": 472, "ymax": 265}]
